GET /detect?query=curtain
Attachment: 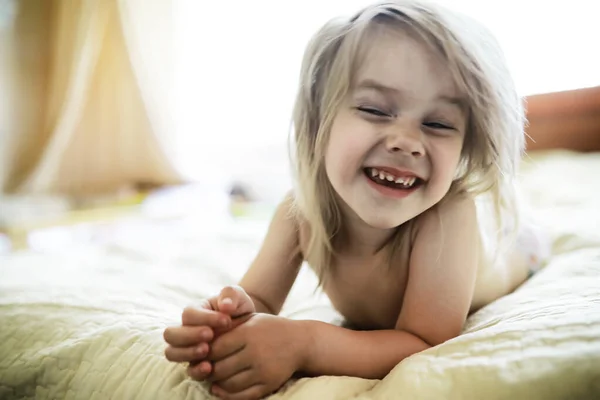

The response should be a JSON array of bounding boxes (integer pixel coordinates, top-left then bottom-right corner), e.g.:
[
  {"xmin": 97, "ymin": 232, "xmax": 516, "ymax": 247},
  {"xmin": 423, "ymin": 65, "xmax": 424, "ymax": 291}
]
[
  {"xmin": 0, "ymin": 0, "xmax": 51, "ymax": 193},
  {"xmin": 0, "ymin": 0, "xmax": 181, "ymax": 196}
]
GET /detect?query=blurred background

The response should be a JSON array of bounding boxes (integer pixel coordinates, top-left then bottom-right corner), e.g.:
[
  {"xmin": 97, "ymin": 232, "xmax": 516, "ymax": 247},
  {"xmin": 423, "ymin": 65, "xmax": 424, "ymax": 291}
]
[{"xmin": 0, "ymin": 0, "xmax": 599, "ymax": 253}]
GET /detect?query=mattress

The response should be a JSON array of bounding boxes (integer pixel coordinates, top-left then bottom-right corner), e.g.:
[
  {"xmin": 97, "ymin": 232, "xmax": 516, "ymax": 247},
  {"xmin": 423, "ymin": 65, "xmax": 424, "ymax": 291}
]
[{"xmin": 1, "ymin": 150, "xmax": 600, "ymax": 400}]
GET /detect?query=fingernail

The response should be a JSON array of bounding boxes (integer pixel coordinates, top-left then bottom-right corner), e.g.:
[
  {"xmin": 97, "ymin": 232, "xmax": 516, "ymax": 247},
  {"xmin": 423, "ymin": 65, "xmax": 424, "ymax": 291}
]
[
  {"xmin": 221, "ymin": 297, "xmax": 233, "ymax": 305},
  {"xmin": 219, "ymin": 317, "xmax": 229, "ymax": 327},
  {"xmin": 200, "ymin": 330, "xmax": 211, "ymax": 340},
  {"xmin": 195, "ymin": 344, "xmax": 205, "ymax": 356}
]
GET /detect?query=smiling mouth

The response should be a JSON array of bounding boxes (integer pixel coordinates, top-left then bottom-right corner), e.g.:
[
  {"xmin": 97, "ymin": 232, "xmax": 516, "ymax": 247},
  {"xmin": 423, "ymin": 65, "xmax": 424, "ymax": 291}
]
[{"xmin": 363, "ymin": 167, "xmax": 424, "ymax": 190}]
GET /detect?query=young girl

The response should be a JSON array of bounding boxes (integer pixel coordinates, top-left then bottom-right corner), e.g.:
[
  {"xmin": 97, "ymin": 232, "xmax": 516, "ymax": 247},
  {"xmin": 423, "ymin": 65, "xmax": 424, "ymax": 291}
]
[{"xmin": 164, "ymin": 1, "xmax": 547, "ymax": 399}]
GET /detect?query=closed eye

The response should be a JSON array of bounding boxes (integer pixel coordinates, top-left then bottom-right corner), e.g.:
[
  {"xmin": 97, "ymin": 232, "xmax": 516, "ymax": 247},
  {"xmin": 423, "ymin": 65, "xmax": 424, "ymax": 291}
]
[
  {"xmin": 357, "ymin": 106, "xmax": 391, "ymax": 118},
  {"xmin": 423, "ymin": 121, "xmax": 455, "ymax": 130}
]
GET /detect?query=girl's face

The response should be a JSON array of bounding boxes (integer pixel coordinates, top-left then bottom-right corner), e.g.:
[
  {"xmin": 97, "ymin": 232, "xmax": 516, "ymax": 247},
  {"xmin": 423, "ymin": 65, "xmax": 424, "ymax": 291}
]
[{"xmin": 324, "ymin": 27, "xmax": 468, "ymax": 233}]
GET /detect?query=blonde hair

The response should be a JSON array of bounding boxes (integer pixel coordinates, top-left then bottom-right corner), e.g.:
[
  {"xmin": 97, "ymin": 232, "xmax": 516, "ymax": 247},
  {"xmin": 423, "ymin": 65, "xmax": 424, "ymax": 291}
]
[{"xmin": 289, "ymin": 0, "xmax": 525, "ymax": 284}]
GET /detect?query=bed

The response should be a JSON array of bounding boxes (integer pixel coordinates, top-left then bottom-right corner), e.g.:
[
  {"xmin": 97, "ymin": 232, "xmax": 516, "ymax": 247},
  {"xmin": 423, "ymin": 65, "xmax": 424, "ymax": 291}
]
[{"xmin": 1, "ymin": 149, "xmax": 600, "ymax": 400}]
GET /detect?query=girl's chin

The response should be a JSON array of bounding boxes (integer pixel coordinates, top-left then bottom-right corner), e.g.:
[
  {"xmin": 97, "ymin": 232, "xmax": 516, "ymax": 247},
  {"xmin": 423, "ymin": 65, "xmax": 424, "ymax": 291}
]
[{"xmin": 358, "ymin": 213, "xmax": 411, "ymax": 230}]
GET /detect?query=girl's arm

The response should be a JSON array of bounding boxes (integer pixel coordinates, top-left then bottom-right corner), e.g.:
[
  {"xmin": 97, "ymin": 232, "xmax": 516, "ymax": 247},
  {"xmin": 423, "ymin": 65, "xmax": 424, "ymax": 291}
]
[
  {"xmin": 296, "ymin": 322, "xmax": 430, "ymax": 379},
  {"xmin": 238, "ymin": 192, "xmax": 304, "ymax": 315},
  {"xmin": 296, "ymin": 195, "xmax": 480, "ymax": 379}
]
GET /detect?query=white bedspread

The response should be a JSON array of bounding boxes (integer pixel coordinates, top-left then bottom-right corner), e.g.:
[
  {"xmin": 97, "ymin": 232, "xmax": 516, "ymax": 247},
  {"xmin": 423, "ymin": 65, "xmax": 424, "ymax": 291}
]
[{"xmin": 1, "ymin": 150, "xmax": 600, "ymax": 399}]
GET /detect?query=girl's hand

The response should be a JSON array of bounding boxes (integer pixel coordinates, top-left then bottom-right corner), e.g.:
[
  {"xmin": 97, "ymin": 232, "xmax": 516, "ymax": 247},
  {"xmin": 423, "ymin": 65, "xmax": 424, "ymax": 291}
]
[
  {"xmin": 209, "ymin": 285, "xmax": 257, "ymax": 318},
  {"xmin": 164, "ymin": 286, "xmax": 256, "ymax": 377},
  {"xmin": 203, "ymin": 313, "xmax": 306, "ymax": 400}
]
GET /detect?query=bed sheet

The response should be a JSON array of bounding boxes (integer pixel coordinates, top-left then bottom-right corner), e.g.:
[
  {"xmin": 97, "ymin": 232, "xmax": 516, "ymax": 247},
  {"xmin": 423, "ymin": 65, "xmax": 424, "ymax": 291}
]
[{"xmin": 1, "ymin": 150, "xmax": 599, "ymax": 399}]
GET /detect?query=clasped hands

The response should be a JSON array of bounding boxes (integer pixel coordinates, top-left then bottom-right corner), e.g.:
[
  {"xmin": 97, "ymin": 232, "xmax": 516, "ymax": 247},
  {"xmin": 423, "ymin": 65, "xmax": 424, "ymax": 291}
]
[{"xmin": 164, "ymin": 286, "xmax": 306, "ymax": 400}]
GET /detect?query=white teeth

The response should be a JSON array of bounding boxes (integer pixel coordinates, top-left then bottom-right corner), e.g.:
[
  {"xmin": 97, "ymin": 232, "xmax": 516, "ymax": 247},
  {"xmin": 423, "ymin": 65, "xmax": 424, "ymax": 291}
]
[
  {"xmin": 400, "ymin": 179, "xmax": 414, "ymax": 187},
  {"xmin": 368, "ymin": 168, "xmax": 419, "ymax": 188}
]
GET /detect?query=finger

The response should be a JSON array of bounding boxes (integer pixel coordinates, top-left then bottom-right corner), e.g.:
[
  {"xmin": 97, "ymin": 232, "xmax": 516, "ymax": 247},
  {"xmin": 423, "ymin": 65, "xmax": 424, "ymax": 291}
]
[
  {"xmin": 187, "ymin": 360, "xmax": 213, "ymax": 381},
  {"xmin": 165, "ymin": 342, "xmax": 209, "ymax": 363},
  {"xmin": 229, "ymin": 313, "xmax": 253, "ymax": 331},
  {"xmin": 209, "ymin": 333, "xmax": 246, "ymax": 363},
  {"xmin": 213, "ymin": 368, "xmax": 257, "ymax": 393},
  {"xmin": 212, "ymin": 383, "xmax": 268, "ymax": 400},
  {"xmin": 209, "ymin": 352, "xmax": 250, "ymax": 382},
  {"xmin": 181, "ymin": 306, "xmax": 231, "ymax": 329},
  {"xmin": 217, "ymin": 286, "xmax": 241, "ymax": 315},
  {"xmin": 163, "ymin": 325, "xmax": 214, "ymax": 347},
  {"xmin": 218, "ymin": 286, "xmax": 256, "ymax": 317}
]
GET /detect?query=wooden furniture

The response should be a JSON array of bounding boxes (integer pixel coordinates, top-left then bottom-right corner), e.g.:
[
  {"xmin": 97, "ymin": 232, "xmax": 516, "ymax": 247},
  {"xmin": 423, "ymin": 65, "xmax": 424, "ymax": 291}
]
[{"xmin": 525, "ymin": 85, "xmax": 600, "ymax": 152}]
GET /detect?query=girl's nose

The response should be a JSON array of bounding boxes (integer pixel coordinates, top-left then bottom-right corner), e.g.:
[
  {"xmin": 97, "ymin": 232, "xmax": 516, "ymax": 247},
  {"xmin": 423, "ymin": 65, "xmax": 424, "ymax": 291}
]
[{"xmin": 385, "ymin": 127, "xmax": 425, "ymax": 157}]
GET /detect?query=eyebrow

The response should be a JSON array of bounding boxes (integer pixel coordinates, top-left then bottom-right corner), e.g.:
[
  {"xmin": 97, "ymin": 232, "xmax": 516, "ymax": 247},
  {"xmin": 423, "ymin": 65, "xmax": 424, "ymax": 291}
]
[
  {"xmin": 355, "ymin": 79, "xmax": 400, "ymax": 96},
  {"xmin": 355, "ymin": 78, "xmax": 467, "ymax": 112}
]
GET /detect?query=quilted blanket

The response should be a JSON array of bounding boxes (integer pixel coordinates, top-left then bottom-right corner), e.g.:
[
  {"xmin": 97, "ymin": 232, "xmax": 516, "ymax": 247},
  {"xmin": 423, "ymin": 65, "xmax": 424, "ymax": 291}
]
[{"xmin": 1, "ymin": 150, "xmax": 600, "ymax": 400}]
